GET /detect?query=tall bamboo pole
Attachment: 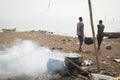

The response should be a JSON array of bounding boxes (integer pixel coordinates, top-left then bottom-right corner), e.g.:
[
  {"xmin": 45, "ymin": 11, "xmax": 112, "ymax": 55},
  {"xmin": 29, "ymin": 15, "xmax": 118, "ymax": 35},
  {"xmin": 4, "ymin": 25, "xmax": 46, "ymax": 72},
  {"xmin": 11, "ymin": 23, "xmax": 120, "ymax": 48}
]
[{"xmin": 88, "ymin": 0, "xmax": 100, "ymax": 72}]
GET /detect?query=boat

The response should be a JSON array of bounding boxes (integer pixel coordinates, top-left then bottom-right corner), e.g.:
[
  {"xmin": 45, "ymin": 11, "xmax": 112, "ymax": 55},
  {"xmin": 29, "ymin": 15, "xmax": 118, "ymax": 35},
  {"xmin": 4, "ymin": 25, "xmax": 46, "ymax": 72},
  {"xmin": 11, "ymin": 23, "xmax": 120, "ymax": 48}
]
[
  {"xmin": 104, "ymin": 32, "xmax": 120, "ymax": 38},
  {"xmin": 2, "ymin": 28, "xmax": 16, "ymax": 32}
]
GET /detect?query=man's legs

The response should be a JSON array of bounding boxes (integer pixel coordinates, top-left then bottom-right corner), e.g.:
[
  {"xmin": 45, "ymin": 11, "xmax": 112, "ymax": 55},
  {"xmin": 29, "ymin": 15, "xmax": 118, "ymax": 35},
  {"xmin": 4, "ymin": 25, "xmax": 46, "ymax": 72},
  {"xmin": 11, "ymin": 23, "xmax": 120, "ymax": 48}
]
[
  {"xmin": 97, "ymin": 35, "xmax": 103, "ymax": 50},
  {"xmin": 78, "ymin": 36, "xmax": 83, "ymax": 52}
]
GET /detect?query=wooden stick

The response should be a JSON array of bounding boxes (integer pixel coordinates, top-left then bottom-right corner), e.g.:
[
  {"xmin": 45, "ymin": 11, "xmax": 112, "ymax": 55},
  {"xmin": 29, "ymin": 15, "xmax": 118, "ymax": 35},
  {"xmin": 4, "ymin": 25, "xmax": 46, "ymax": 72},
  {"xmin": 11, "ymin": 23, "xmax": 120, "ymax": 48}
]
[
  {"xmin": 88, "ymin": 0, "xmax": 100, "ymax": 72},
  {"xmin": 66, "ymin": 58, "xmax": 89, "ymax": 80}
]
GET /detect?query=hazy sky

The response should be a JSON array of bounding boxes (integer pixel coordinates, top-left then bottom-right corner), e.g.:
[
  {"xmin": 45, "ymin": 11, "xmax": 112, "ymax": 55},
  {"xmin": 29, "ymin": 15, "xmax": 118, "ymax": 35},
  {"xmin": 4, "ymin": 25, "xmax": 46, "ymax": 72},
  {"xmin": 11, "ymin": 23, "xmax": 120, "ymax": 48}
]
[{"xmin": 0, "ymin": 0, "xmax": 120, "ymax": 22}]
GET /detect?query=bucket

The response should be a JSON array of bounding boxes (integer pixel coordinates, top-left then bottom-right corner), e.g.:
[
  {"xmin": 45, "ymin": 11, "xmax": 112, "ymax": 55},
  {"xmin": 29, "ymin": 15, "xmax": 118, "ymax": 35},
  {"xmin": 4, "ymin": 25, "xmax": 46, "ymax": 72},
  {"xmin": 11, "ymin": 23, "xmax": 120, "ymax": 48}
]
[
  {"xmin": 47, "ymin": 58, "xmax": 64, "ymax": 73},
  {"xmin": 64, "ymin": 56, "xmax": 82, "ymax": 71}
]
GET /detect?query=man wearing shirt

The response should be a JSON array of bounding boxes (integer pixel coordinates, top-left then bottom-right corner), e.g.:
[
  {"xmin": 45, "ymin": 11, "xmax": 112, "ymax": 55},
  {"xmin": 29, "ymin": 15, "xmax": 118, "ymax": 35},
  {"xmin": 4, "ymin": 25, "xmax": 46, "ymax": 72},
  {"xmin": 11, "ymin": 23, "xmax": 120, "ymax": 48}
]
[
  {"xmin": 77, "ymin": 17, "xmax": 84, "ymax": 52},
  {"xmin": 97, "ymin": 20, "xmax": 105, "ymax": 50}
]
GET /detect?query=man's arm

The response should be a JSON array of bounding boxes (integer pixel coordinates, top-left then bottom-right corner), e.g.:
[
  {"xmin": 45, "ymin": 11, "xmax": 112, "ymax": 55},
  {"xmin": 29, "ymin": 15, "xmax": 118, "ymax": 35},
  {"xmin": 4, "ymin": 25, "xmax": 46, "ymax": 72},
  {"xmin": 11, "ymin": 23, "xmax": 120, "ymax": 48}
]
[
  {"xmin": 81, "ymin": 23, "xmax": 84, "ymax": 36},
  {"xmin": 77, "ymin": 23, "xmax": 80, "ymax": 35}
]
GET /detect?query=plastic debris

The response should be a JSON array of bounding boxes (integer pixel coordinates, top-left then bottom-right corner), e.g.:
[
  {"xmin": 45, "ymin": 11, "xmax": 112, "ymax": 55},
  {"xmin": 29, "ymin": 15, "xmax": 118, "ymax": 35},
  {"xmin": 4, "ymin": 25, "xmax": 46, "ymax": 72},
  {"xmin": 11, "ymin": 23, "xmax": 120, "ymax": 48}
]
[{"xmin": 82, "ymin": 59, "xmax": 93, "ymax": 66}]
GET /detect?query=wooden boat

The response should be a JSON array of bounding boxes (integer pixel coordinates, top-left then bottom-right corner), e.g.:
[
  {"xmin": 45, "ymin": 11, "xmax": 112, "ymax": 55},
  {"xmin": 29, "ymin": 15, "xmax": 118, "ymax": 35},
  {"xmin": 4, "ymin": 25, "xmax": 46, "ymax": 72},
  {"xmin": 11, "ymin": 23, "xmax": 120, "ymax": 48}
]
[
  {"xmin": 104, "ymin": 32, "xmax": 120, "ymax": 38},
  {"xmin": 2, "ymin": 28, "xmax": 16, "ymax": 32}
]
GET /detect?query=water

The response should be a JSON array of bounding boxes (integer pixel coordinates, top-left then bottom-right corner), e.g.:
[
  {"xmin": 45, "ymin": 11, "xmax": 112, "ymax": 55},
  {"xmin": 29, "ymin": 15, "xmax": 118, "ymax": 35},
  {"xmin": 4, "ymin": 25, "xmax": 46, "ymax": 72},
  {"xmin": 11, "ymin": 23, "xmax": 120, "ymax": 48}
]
[{"xmin": 0, "ymin": 17, "xmax": 120, "ymax": 37}]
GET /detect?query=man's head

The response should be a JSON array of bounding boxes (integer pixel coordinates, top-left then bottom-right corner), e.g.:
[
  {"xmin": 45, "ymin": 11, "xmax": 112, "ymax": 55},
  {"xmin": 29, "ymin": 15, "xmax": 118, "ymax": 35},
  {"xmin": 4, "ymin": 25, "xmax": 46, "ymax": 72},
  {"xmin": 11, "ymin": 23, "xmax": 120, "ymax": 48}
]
[
  {"xmin": 79, "ymin": 17, "xmax": 83, "ymax": 22},
  {"xmin": 99, "ymin": 20, "xmax": 103, "ymax": 24}
]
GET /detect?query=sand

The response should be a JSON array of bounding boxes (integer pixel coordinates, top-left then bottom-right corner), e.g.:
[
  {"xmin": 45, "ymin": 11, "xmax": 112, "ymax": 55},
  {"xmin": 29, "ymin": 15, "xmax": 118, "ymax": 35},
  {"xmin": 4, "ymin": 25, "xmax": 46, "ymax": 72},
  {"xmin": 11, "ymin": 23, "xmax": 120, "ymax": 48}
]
[{"xmin": 0, "ymin": 31, "xmax": 120, "ymax": 77}]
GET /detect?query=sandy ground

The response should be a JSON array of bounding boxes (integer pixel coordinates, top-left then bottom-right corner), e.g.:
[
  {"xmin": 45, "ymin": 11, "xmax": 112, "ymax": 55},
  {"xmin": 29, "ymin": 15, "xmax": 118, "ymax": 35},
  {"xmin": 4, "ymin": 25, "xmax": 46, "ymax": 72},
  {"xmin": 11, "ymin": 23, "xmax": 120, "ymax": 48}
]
[{"xmin": 0, "ymin": 31, "xmax": 120, "ymax": 77}]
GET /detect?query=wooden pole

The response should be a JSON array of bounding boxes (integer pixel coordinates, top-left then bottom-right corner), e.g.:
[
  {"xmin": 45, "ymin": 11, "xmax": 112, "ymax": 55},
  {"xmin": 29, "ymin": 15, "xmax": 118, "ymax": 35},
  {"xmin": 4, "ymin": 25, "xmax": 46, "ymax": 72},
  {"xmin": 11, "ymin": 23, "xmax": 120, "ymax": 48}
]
[{"xmin": 88, "ymin": 0, "xmax": 100, "ymax": 72}]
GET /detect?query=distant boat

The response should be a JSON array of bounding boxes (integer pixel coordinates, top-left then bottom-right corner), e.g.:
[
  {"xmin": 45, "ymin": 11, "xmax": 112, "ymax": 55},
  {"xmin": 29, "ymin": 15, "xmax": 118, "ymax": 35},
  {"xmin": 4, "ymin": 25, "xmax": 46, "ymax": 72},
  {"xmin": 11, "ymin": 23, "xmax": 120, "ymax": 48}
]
[
  {"xmin": 104, "ymin": 32, "xmax": 120, "ymax": 38},
  {"xmin": 2, "ymin": 28, "xmax": 16, "ymax": 32}
]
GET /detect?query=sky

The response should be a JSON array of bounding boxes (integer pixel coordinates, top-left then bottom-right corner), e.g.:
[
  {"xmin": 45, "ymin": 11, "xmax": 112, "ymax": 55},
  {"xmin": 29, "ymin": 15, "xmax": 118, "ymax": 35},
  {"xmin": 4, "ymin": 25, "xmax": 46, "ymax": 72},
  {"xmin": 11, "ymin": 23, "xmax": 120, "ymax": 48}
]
[
  {"xmin": 0, "ymin": 0, "xmax": 120, "ymax": 36},
  {"xmin": 0, "ymin": 0, "xmax": 120, "ymax": 21}
]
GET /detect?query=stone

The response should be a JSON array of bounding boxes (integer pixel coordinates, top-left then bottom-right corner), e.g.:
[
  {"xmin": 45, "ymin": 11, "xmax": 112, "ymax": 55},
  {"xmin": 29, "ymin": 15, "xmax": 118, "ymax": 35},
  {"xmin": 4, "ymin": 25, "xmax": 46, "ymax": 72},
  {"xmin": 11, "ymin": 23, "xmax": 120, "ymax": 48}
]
[{"xmin": 106, "ymin": 45, "xmax": 112, "ymax": 50}]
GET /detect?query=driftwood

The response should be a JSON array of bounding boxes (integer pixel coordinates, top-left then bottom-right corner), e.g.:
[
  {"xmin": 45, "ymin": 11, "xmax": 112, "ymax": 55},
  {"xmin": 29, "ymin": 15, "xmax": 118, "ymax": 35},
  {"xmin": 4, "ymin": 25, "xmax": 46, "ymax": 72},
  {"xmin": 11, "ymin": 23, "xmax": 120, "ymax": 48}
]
[{"xmin": 65, "ymin": 58, "xmax": 90, "ymax": 80}]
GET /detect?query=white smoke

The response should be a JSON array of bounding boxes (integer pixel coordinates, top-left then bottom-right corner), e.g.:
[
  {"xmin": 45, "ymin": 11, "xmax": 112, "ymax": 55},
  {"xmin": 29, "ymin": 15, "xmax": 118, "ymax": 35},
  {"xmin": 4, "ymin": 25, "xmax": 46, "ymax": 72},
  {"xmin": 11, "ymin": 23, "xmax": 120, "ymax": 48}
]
[
  {"xmin": 0, "ymin": 39, "xmax": 71, "ymax": 79},
  {"xmin": 1, "ymin": 39, "xmax": 116, "ymax": 80}
]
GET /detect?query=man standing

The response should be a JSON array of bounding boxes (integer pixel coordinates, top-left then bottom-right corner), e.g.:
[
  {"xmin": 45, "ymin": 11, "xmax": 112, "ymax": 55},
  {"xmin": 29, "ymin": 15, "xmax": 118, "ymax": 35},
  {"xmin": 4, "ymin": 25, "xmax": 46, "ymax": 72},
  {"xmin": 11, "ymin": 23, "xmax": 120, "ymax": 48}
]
[
  {"xmin": 77, "ymin": 17, "xmax": 84, "ymax": 52},
  {"xmin": 97, "ymin": 20, "xmax": 105, "ymax": 50}
]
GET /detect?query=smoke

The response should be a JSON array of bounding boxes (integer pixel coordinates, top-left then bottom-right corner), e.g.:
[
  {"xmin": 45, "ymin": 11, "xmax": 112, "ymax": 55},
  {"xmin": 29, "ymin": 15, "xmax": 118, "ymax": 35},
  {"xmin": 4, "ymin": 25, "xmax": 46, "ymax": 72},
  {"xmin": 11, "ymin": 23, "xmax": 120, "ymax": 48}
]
[{"xmin": 0, "ymin": 39, "xmax": 70, "ymax": 79}]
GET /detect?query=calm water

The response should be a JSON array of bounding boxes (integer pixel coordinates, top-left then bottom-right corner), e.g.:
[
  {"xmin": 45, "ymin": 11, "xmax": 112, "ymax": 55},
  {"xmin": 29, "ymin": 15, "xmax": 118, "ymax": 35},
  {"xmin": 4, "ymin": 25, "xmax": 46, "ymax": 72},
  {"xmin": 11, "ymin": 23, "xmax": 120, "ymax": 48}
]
[{"xmin": 0, "ymin": 17, "xmax": 120, "ymax": 37}]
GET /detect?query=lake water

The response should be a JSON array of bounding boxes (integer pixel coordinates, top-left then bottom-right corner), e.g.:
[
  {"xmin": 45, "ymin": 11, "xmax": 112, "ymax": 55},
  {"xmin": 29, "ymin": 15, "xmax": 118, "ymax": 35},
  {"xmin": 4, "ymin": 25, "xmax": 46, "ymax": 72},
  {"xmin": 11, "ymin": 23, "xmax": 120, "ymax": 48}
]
[{"xmin": 0, "ymin": 17, "xmax": 120, "ymax": 37}]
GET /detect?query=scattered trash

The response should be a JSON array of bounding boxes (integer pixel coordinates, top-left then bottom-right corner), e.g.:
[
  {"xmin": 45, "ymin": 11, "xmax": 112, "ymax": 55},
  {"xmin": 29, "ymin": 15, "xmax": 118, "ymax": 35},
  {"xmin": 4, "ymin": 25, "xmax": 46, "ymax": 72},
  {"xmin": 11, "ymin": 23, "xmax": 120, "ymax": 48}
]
[
  {"xmin": 116, "ymin": 75, "xmax": 120, "ymax": 80},
  {"xmin": 82, "ymin": 59, "xmax": 93, "ymax": 66},
  {"xmin": 100, "ymin": 70, "xmax": 115, "ymax": 76},
  {"xmin": 106, "ymin": 56, "xmax": 111, "ymax": 59},
  {"xmin": 67, "ymin": 39, "xmax": 72, "ymax": 41},
  {"xmin": 102, "ymin": 61, "xmax": 107, "ymax": 64},
  {"xmin": 38, "ymin": 30, "xmax": 53, "ymax": 34},
  {"xmin": 81, "ymin": 66, "xmax": 89, "ymax": 71},
  {"xmin": 113, "ymin": 59, "xmax": 120, "ymax": 62},
  {"xmin": 61, "ymin": 39, "xmax": 66, "ymax": 41},
  {"xmin": 52, "ymin": 42, "xmax": 56, "ymax": 45},
  {"xmin": 91, "ymin": 73, "xmax": 116, "ymax": 80},
  {"xmin": 51, "ymin": 47, "xmax": 63, "ymax": 50}
]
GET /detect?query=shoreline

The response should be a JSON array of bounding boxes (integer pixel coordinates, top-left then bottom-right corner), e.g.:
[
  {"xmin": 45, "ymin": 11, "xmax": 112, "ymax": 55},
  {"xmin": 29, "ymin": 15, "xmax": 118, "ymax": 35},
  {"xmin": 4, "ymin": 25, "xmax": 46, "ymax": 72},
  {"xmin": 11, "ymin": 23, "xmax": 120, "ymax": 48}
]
[{"xmin": 0, "ymin": 31, "xmax": 120, "ymax": 76}]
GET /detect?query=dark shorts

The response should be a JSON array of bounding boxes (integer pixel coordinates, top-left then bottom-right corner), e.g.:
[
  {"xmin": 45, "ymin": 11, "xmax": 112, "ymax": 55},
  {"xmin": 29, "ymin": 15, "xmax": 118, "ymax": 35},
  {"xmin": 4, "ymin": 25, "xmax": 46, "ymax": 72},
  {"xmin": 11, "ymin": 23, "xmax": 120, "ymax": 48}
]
[
  {"xmin": 97, "ymin": 35, "xmax": 103, "ymax": 44},
  {"xmin": 78, "ymin": 35, "xmax": 83, "ymax": 45}
]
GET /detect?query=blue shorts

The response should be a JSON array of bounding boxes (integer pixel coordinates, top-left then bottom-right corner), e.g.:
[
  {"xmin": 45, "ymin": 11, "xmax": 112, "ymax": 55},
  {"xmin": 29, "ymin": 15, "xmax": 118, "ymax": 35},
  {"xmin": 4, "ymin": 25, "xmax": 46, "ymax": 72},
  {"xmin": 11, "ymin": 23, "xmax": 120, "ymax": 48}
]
[{"xmin": 78, "ymin": 35, "xmax": 83, "ymax": 45}]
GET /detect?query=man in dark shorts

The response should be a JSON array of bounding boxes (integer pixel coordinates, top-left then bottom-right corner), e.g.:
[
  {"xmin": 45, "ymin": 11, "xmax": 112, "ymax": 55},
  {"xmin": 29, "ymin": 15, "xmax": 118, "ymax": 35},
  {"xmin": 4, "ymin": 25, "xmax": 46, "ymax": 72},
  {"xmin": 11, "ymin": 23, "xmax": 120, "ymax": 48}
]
[
  {"xmin": 77, "ymin": 17, "xmax": 84, "ymax": 52},
  {"xmin": 97, "ymin": 20, "xmax": 105, "ymax": 50}
]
